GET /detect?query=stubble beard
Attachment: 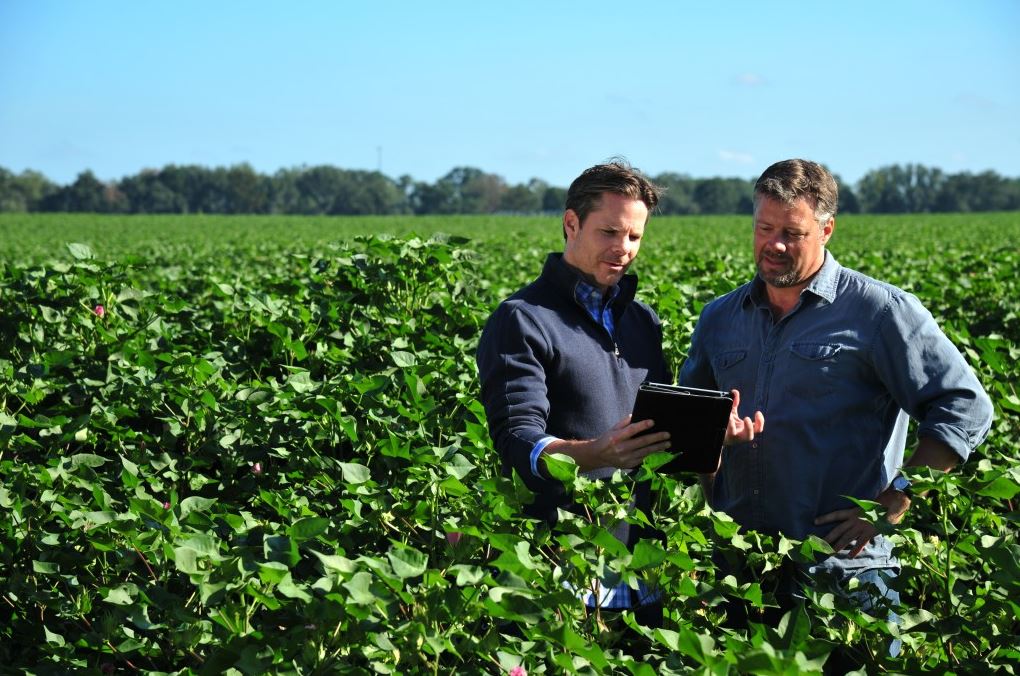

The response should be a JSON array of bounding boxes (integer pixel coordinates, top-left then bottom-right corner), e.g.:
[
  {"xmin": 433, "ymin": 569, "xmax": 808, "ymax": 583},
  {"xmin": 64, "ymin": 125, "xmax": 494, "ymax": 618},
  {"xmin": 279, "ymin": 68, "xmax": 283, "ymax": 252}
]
[{"xmin": 757, "ymin": 254, "xmax": 800, "ymax": 288}]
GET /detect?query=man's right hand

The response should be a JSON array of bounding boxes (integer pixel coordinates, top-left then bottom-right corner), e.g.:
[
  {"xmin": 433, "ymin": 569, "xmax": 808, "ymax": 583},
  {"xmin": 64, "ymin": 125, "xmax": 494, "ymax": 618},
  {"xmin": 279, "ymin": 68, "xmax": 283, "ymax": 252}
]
[{"xmin": 545, "ymin": 414, "xmax": 671, "ymax": 472}]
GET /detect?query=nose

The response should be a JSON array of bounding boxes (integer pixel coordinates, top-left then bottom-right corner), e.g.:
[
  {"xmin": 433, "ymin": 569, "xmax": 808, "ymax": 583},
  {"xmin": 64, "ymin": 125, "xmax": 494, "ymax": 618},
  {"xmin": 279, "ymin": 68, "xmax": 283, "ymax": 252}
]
[
  {"xmin": 767, "ymin": 235, "xmax": 787, "ymax": 253},
  {"xmin": 612, "ymin": 235, "xmax": 630, "ymax": 257}
]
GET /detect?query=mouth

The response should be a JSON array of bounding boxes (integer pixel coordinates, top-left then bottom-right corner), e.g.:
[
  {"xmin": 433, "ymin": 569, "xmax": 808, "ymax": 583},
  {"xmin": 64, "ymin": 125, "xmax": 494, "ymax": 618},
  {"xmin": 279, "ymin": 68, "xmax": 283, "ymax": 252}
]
[{"xmin": 759, "ymin": 254, "xmax": 790, "ymax": 268}]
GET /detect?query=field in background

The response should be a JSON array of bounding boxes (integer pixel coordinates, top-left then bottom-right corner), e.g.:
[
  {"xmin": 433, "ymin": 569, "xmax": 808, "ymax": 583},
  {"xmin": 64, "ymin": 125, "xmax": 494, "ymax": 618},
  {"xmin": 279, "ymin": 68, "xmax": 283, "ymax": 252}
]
[{"xmin": 1, "ymin": 212, "xmax": 1018, "ymax": 673}]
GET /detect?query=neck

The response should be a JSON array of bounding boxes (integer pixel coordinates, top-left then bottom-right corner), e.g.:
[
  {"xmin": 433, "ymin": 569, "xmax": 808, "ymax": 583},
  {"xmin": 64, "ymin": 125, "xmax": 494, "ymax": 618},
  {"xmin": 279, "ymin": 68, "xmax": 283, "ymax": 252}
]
[{"xmin": 765, "ymin": 285, "xmax": 803, "ymax": 319}]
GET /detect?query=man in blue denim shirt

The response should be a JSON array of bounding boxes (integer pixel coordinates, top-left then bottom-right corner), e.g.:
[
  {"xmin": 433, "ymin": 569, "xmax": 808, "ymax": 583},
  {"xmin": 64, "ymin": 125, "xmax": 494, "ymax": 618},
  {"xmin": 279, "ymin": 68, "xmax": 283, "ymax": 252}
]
[{"xmin": 679, "ymin": 159, "xmax": 993, "ymax": 616}]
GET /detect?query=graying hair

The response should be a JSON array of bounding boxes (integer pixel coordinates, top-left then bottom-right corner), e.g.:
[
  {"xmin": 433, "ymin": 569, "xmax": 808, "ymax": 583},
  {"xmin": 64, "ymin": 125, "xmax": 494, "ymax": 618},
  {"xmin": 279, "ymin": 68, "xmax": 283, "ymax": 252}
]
[{"xmin": 753, "ymin": 159, "xmax": 838, "ymax": 227}]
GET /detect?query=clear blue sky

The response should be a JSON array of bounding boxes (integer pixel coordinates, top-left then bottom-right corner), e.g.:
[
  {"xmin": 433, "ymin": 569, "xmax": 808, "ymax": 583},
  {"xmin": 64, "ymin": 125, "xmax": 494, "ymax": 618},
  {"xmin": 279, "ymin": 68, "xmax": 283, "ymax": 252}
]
[{"xmin": 2, "ymin": 1, "xmax": 1018, "ymax": 187}]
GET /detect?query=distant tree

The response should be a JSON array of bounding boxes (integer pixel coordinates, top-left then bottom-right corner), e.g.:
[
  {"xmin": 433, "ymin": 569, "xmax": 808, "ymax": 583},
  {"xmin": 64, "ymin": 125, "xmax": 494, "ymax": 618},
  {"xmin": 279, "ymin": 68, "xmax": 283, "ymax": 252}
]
[
  {"xmin": 224, "ymin": 163, "xmax": 269, "ymax": 214},
  {"xmin": 267, "ymin": 168, "xmax": 303, "ymax": 214},
  {"xmin": 0, "ymin": 167, "xmax": 58, "ymax": 211},
  {"xmin": 832, "ymin": 173, "xmax": 860, "ymax": 214},
  {"xmin": 541, "ymin": 186, "xmax": 567, "ymax": 212},
  {"xmin": 693, "ymin": 177, "xmax": 753, "ymax": 214},
  {"xmin": 856, "ymin": 164, "xmax": 944, "ymax": 213},
  {"xmin": 329, "ymin": 170, "xmax": 408, "ymax": 215},
  {"xmin": 499, "ymin": 179, "xmax": 544, "ymax": 213},
  {"xmin": 39, "ymin": 170, "xmax": 115, "ymax": 212},
  {"xmin": 652, "ymin": 172, "xmax": 698, "ymax": 215},
  {"xmin": 291, "ymin": 165, "xmax": 348, "ymax": 214},
  {"xmin": 119, "ymin": 170, "xmax": 188, "ymax": 213}
]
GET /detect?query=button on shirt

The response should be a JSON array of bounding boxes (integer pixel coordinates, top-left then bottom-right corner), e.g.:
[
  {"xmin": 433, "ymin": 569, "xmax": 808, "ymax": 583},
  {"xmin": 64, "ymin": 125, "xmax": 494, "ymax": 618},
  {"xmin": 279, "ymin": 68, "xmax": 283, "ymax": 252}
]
[{"xmin": 679, "ymin": 252, "xmax": 993, "ymax": 573}]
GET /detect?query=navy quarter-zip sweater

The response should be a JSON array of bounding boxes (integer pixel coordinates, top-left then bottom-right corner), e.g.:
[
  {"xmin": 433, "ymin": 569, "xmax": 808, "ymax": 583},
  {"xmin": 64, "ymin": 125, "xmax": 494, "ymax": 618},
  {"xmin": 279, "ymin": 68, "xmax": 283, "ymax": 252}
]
[{"xmin": 477, "ymin": 253, "xmax": 671, "ymax": 525}]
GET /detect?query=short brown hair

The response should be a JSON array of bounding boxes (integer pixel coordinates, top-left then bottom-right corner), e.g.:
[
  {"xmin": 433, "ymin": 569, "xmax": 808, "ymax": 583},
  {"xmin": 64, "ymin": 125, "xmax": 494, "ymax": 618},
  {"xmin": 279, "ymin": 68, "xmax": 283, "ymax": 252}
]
[
  {"xmin": 754, "ymin": 159, "xmax": 838, "ymax": 225},
  {"xmin": 564, "ymin": 160, "xmax": 660, "ymax": 228}
]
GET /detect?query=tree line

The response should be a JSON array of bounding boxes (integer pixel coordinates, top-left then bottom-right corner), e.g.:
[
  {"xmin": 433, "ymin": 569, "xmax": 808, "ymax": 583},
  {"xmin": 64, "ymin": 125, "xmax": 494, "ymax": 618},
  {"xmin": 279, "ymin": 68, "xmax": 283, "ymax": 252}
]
[{"xmin": 1, "ymin": 163, "xmax": 1018, "ymax": 215}]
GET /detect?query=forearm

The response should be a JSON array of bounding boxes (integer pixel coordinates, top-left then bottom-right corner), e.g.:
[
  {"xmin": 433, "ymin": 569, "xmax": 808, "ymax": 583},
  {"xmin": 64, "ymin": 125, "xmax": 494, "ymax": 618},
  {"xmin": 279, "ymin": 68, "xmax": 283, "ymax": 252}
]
[
  {"xmin": 544, "ymin": 438, "xmax": 602, "ymax": 473},
  {"xmin": 905, "ymin": 435, "xmax": 960, "ymax": 474},
  {"xmin": 877, "ymin": 436, "xmax": 960, "ymax": 516}
]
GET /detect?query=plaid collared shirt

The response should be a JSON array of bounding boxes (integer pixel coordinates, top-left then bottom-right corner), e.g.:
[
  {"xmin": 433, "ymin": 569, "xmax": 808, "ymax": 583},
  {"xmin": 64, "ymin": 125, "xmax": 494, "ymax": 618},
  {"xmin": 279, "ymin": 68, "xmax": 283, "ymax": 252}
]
[{"xmin": 575, "ymin": 279, "xmax": 619, "ymax": 341}]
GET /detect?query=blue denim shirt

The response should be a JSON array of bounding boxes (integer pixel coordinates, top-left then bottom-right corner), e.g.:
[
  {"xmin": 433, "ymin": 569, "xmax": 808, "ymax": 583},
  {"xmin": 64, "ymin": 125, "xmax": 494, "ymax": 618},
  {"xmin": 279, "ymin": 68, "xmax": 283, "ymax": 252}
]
[{"xmin": 679, "ymin": 252, "xmax": 993, "ymax": 573}]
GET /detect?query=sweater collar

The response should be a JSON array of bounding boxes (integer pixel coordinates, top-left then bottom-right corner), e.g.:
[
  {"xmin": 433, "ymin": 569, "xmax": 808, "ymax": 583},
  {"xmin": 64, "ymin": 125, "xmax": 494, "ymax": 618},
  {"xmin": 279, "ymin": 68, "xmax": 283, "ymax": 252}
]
[{"xmin": 542, "ymin": 252, "xmax": 638, "ymax": 308}]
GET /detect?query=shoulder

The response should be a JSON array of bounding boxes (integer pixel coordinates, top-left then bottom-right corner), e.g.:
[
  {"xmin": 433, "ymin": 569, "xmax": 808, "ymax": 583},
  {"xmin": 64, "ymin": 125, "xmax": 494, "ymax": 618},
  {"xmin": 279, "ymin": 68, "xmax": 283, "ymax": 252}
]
[
  {"xmin": 699, "ymin": 281, "xmax": 754, "ymax": 320},
  {"xmin": 835, "ymin": 265, "xmax": 925, "ymax": 313},
  {"xmin": 628, "ymin": 297, "xmax": 662, "ymax": 324}
]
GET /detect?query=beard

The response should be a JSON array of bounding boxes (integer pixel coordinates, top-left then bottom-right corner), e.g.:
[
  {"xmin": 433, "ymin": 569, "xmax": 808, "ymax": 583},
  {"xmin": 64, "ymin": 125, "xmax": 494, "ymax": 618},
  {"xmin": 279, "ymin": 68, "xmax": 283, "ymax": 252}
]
[{"xmin": 756, "ymin": 252, "xmax": 801, "ymax": 288}]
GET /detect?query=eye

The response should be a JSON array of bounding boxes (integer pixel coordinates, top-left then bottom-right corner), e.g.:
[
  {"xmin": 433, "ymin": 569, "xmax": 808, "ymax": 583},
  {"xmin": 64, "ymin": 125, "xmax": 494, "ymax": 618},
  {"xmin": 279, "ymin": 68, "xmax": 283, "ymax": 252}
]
[{"xmin": 629, "ymin": 234, "xmax": 641, "ymax": 242}]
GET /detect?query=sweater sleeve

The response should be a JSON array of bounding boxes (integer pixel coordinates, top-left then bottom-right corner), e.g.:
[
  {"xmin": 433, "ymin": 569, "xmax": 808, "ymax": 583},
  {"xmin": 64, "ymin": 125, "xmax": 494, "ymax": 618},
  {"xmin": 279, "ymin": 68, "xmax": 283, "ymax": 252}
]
[{"xmin": 476, "ymin": 302, "xmax": 562, "ymax": 491}]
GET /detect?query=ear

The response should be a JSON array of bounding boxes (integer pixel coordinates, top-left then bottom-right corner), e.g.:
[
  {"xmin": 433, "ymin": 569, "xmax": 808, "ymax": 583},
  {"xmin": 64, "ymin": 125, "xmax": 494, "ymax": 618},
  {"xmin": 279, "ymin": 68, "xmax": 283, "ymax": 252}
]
[
  {"xmin": 820, "ymin": 216, "xmax": 835, "ymax": 246},
  {"xmin": 563, "ymin": 209, "xmax": 581, "ymax": 242}
]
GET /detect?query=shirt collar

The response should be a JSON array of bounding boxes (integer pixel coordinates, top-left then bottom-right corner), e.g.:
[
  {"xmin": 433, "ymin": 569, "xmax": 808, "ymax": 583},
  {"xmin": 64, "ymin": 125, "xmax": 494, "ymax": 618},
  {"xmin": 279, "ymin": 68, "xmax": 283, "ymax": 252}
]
[
  {"xmin": 576, "ymin": 279, "xmax": 619, "ymax": 307},
  {"xmin": 743, "ymin": 250, "xmax": 841, "ymax": 308}
]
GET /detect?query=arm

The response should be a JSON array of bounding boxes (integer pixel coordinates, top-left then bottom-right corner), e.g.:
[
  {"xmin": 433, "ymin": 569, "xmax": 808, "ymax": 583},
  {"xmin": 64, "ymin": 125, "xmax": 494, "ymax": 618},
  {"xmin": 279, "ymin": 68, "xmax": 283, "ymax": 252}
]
[
  {"xmin": 815, "ymin": 292, "xmax": 992, "ymax": 556},
  {"xmin": 544, "ymin": 414, "xmax": 671, "ymax": 473},
  {"xmin": 476, "ymin": 304, "xmax": 558, "ymax": 490},
  {"xmin": 816, "ymin": 436, "xmax": 959, "ymax": 557}
]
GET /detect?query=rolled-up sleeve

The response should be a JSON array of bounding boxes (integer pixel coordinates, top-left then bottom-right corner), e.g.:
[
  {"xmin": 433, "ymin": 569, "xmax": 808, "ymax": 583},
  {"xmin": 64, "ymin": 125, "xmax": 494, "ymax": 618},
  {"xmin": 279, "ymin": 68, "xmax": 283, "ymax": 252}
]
[
  {"xmin": 871, "ymin": 292, "xmax": 994, "ymax": 461},
  {"xmin": 476, "ymin": 303, "xmax": 559, "ymax": 489}
]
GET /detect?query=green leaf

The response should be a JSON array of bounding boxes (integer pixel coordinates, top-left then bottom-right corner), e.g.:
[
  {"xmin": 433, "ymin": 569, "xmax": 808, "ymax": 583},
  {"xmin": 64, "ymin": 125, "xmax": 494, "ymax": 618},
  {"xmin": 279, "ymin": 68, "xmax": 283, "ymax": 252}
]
[
  {"xmin": 631, "ymin": 539, "xmax": 667, "ymax": 569},
  {"xmin": 179, "ymin": 496, "xmax": 217, "ymax": 518},
  {"xmin": 388, "ymin": 544, "xmax": 428, "ymax": 579},
  {"xmin": 173, "ymin": 547, "xmax": 200, "ymax": 574},
  {"xmin": 70, "ymin": 453, "xmax": 108, "ymax": 468},
  {"xmin": 391, "ymin": 351, "xmax": 416, "ymax": 367},
  {"xmin": 44, "ymin": 626, "xmax": 66, "ymax": 646},
  {"xmin": 339, "ymin": 462, "xmax": 370, "ymax": 484},
  {"xmin": 542, "ymin": 452, "xmax": 577, "ymax": 483},
  {"xmin": 258, "ymin": 561, "xmax": 290, "ymax": 584},
  {"xmin": 977, "ymin": 476, "xmax": 1020, "ymax": 499},
  {"xmin": 33, "ymin": 560, "xmax": 59, "ymax": 574},
  {"xmin": 84, "ymin": 511, "xmax": 117, "ymax": 525},
  {"xmin": 343, "ymin": 571, "xmax": 377, "ymax": 605},
  {"xmin": 176, "ymin": 533, "xmax": 222, "ymax": 558},
  {"xmin": 311, "ymin": 550, "xmax": 356, "ymax": 573},
  {"xmin": 277, "ymin": 573, "xmax": 313, "ymax": 601},
  {"xmin": 289, "ymin": 516, "xmax": 330, "ymax": 542},
  {"xmin": 67, "ymin": 242, "xmax": 94, "ymax": 259},
  {"xmin": 102, "ymin": 583, "xmax": 138, "ymax": 606}
]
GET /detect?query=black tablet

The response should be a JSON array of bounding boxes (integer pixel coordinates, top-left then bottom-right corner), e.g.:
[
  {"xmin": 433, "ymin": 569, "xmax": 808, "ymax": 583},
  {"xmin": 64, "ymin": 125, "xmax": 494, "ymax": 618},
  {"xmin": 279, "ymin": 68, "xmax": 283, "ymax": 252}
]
[{"xmin": 630, "ymin": 382, "xmax": 733, "ymax": 473}]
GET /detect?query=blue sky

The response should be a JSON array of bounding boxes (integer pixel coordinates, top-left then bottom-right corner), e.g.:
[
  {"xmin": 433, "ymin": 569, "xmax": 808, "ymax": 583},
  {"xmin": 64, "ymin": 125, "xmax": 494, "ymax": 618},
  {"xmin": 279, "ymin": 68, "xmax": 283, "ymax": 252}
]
[{"xmin": 1, "ymin": 1, "xmax": 1018, "ymax": 187}]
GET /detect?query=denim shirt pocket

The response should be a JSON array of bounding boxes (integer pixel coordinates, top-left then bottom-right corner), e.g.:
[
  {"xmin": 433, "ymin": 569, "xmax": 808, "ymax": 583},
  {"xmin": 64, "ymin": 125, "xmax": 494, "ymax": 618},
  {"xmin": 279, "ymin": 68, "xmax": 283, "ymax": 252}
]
[
  {"xmin": 710, "ymin": 349, "xmax": 748, "ymax": 392},
  {"xmin": 788, "ymin": 342, "xmax": 842, "ymax": 399}
]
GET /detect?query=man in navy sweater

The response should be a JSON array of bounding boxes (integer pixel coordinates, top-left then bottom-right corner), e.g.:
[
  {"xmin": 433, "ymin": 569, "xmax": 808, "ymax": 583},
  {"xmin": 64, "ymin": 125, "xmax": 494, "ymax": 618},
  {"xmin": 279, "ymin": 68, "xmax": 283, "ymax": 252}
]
[{"xmin": 477, "ymin": 161, "xmax": 763, "ymax": 623}]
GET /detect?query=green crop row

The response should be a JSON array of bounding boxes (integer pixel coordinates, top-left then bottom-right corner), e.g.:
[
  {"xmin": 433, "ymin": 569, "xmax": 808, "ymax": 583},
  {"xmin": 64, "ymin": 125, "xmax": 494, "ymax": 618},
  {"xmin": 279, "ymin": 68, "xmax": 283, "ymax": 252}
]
[{"xmin": 0, "ymin": 213, "xmax": 1018, "ymax": 674}]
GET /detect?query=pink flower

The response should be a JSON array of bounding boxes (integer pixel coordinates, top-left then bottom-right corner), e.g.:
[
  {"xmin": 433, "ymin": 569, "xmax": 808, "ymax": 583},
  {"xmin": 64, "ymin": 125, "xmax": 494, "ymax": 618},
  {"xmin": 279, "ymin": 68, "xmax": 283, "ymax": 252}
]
[
  {"xmin": 446, "ymin": 531, "xmax": 463, "ymax": 547},
  {"xmin": 509, "ymin": 667, "xmax": 526, "ymax": 676},
  {"xmin": 94, "ymin": 304, "xmax": 106, "ymax": 318},
  {"xmin": 162, "ymin": 501, "xmax": 171, "ymax": 510},
  {"xmin": 252, "ymin": 462, "xmax": 263, "ymax": 475}
]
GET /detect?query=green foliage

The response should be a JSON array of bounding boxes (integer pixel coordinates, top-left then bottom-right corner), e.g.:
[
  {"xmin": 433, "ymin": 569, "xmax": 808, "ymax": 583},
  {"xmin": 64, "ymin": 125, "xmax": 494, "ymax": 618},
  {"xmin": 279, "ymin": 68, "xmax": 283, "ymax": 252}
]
[{"xmin": 0, "ymin": 213, "xmax": 1018, "ymax": 673}]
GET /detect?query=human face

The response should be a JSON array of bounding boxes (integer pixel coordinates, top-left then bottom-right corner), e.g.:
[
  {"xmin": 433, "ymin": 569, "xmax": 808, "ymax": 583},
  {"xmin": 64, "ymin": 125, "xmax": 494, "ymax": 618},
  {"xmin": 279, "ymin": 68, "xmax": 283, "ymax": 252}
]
[
  {"xmin": 562, "ymin": 192, "xmax": 648, "ymax": 293},
  {"xmin": 753, "ymin": 196, "xmax": 833, "ymax": 290}
]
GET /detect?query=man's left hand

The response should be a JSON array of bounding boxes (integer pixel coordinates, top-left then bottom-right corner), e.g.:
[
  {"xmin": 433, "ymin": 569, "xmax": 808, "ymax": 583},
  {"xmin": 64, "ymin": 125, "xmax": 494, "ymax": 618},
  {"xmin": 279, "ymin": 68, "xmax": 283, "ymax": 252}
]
[
  {"xmin": 723, "ymin": 389, "xmax": 764, "ymax": 445},
  {"xmin": 814, "ymin": 489, "xmax": 911, "ymax": 558}
]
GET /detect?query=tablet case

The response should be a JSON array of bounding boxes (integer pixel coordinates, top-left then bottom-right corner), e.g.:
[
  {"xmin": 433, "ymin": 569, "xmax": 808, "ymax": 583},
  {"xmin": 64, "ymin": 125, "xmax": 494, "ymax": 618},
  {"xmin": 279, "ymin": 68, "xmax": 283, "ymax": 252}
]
[{"xmin": 630, "ymin": 382, "xmax": 733, "ymax": 473}]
